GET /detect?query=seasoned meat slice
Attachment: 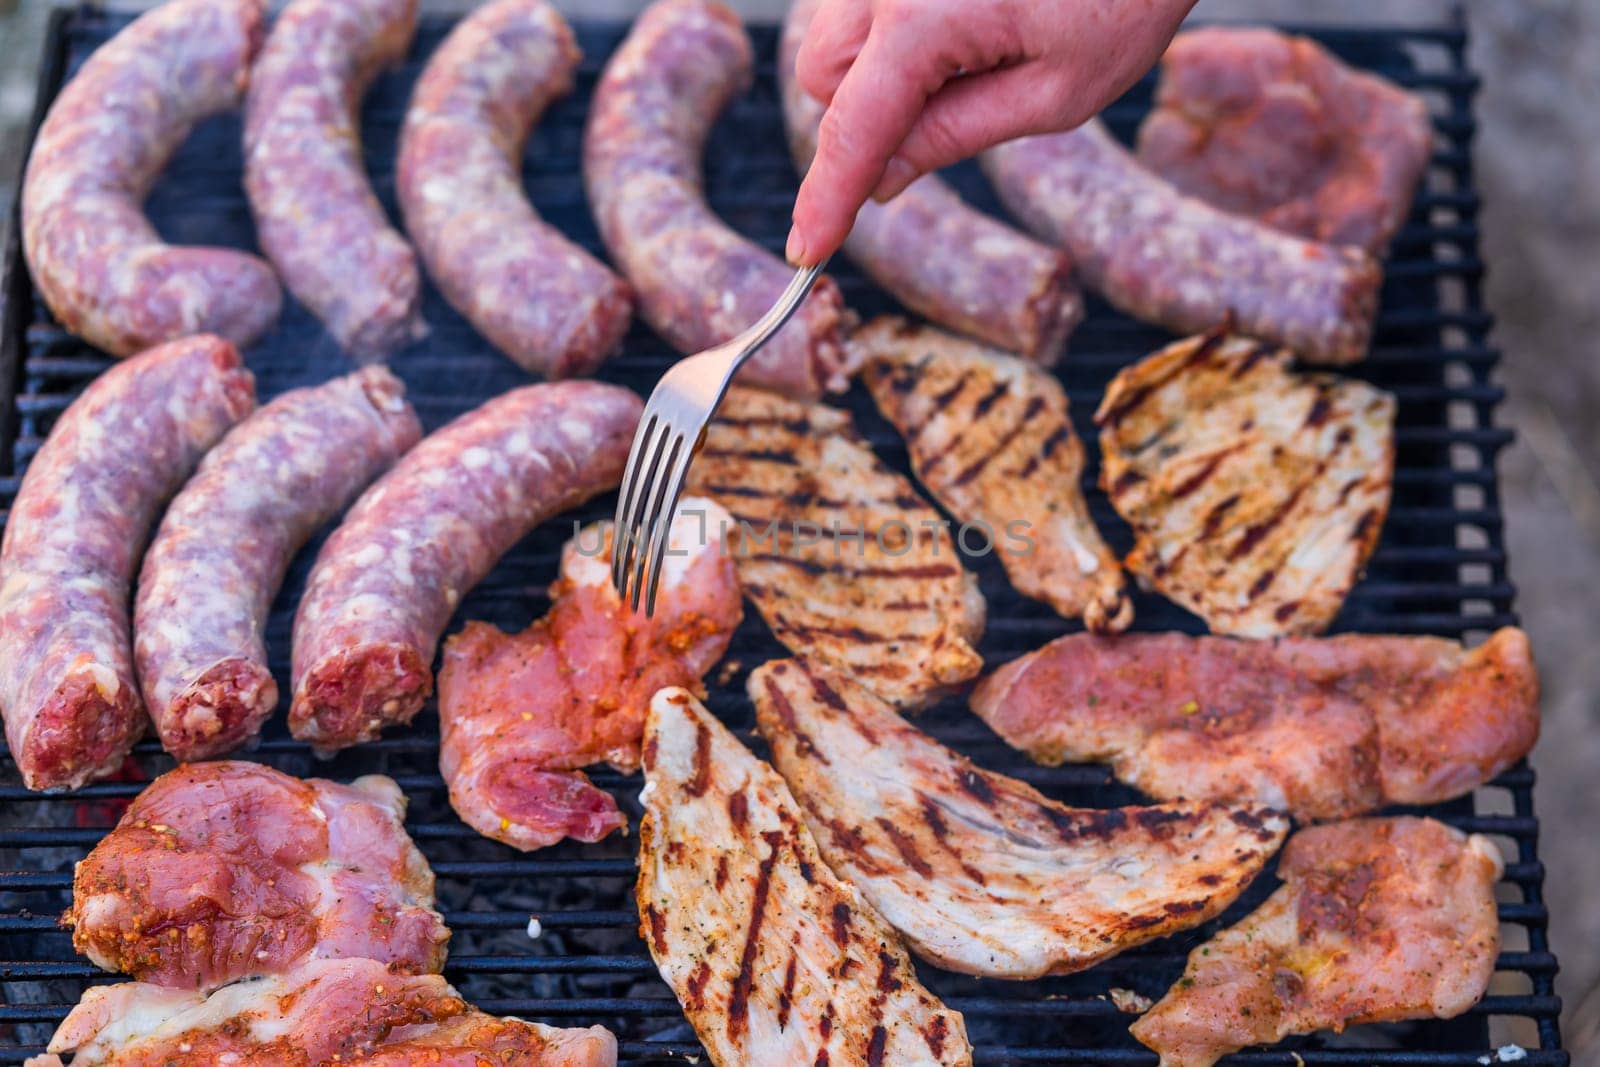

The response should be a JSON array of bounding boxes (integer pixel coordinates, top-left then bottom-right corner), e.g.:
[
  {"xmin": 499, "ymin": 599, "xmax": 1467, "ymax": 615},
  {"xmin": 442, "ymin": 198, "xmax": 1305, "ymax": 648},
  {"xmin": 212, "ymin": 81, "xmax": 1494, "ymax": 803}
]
[
  {"xmin": 686, "ymin": 385, "xmax": 985, "ymax": 709},
  {"xmin": 857, "ymin": 316, "xmax": 1130, "ymax": 632},
  {"xmin": 1132, "ymin": 817, "xmax": 1502, "ymax": 1067},
  {"xmin": 1137, "ymin": 27, "xmax": 1433, "ymax": 253},
  {"xmin": 638, "ymin": 687, "xmax": 972, "ymax": 1067},
  {"xmin": 971, "ymin": 628, "xmax": 1539, "ymax": 821},
  {"xmin": 29, "ymin": 957, "xmax": 615, "ymax": 1066},
  {"xmin": 751, "ymin": 658, "xmax": 1288, "ymax": 979},
  {"xmin": 1098, "ymin": 327, "xmax": 1394, "ymax": 636},
  {"xmin": 439, "ymin": 497, "xmax": 741, "ymax": 851},
  {"xmin": 68, "ymin": 762, "xmax": 448, "ymax": 991}
]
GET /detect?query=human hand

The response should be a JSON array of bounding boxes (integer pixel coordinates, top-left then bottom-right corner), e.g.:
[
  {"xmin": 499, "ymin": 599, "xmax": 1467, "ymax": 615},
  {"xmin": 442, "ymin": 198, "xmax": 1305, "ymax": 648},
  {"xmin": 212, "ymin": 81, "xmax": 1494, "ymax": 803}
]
[{"xmin": 785, "ymin": 0, "xmax": 1195, "ymax": 265}]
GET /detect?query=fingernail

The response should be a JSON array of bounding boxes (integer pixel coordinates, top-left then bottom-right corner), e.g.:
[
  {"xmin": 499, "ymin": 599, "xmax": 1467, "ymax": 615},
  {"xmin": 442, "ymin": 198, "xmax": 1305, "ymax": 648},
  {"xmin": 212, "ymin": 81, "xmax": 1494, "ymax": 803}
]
[
  {"xmin": 786, "ymin": 226, "xmax": 808, "ymax": 265},
  {"xmin": 871, "ymin": 156, "xmax": 918, "ymax": 202}
]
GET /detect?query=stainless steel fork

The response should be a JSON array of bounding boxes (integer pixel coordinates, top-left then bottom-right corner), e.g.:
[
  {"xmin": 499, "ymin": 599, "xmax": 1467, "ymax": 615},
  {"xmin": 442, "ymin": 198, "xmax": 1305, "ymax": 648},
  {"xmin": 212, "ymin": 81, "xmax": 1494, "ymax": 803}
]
[{"xmin": 611, "ymin": 261, "xmax": 828, "ymax": 615}]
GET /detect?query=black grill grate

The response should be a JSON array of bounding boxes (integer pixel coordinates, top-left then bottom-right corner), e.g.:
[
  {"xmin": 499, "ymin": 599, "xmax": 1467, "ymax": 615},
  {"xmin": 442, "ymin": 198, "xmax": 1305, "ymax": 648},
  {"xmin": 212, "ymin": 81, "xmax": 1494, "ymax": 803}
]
[{"xmin": 0, "ymin": 7, "xmax": 1566, "ymax": 1065}]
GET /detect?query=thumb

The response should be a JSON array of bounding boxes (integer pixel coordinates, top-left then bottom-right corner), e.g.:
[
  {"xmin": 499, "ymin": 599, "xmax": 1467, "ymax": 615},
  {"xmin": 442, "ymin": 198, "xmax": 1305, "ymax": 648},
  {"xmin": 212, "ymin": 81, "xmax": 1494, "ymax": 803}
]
[{"xmin": 869, "ymin": 62, "xmax": 1073, "ymax": 202}]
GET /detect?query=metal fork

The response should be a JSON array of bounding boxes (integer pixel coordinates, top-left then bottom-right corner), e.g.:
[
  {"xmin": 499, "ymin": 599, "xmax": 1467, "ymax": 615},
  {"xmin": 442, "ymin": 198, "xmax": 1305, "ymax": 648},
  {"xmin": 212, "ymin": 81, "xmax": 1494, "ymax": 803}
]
[{"xmin": 612, "ymin": 260, "xmax": 828, "ymax": 615}]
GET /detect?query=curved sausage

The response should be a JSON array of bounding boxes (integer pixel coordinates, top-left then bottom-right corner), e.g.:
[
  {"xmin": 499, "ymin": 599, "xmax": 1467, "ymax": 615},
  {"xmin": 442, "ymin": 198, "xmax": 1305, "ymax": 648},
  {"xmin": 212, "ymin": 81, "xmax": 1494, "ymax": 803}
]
[
  {"xmin": 134, "ymin": 367, "xmax": 422, "ymax": 762},
  {"xmin": 981, "ymin": 120, "xmax": 1382, "ymax": 365},
  {"xmin": 778, "ymin": 0, "xmax": 1081, "ymax": 364},
  {"xmin": 0, "ymin": 336, "xmax": 256, "ymax": 790},
  {"xmin": 398, "ymin": 0, "xmax": 632, "ymax": 379},
  {"xmin": 21, "ymin": 0, "xmax": 282, "ymax": 358},
  {"xmin": 585, "ymin": 0, "xmax": 854, "ymax": 398},
  {"xmin": 244, "ymin": 0, "xmax": 426, "ymax": 362},
  {"xmin": 289, "ymin": 381, "xmax": 642, "ymax": 753}
]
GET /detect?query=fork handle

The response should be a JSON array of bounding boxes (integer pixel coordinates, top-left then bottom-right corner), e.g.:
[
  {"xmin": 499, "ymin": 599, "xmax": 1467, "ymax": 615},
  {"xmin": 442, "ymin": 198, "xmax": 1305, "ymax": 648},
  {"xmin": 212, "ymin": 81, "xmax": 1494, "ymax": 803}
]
[{"xmin": 726, "ymin": 260, "xmax": 829, "ymax": 377}]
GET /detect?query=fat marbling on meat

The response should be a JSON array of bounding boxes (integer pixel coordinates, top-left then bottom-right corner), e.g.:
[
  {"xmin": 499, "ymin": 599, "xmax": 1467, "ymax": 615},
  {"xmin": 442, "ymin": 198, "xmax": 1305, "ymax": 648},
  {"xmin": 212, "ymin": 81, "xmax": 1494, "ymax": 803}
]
[
  {"xmin": 68, "ymin": 761, "xmax": 448, "ymax": 991},
  {"xmin": 1137, "ymin": 27, "xmax": 1433, "ymax": 253}
]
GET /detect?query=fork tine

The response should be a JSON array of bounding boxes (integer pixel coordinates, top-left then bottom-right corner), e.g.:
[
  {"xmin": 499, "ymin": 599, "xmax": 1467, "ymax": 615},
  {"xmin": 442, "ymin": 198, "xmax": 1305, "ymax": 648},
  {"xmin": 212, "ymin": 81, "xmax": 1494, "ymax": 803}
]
[
  {"xmin": 627, "ymin": 431, "xmax": 686, "ymax": 612},
  {"xmin": 641, "ymin": 442, "xmax": 698, "ymax": 616},
  {"xmin": 612, "ymin": 414, "xmax": 667, "ymax": 595}
]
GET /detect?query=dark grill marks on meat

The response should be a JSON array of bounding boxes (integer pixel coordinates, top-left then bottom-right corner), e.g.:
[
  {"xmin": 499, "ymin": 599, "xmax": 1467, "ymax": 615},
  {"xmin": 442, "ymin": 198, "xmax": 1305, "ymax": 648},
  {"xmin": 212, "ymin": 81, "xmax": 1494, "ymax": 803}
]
[
  {"xmin": 856, "ymin": 318, "xmax": 1131, "ymax": 633},
  {"xmin": 727, "ymin": 830, "xmax": 783, "ymax": 1042},
  {"xmin": 686, "ymin": 386, "xmax": 985, "ymax": 710},
  {"xmin": 637, "ymin": 686, "xmax": 971, "ymax": 1066},
  {"xmin": 1097, "ymin": 329, "xmax": 1395, "ymax": 636},
  {"xmin": 752, "ymin": 658, "xmax": 1288, "ymax": 980}
]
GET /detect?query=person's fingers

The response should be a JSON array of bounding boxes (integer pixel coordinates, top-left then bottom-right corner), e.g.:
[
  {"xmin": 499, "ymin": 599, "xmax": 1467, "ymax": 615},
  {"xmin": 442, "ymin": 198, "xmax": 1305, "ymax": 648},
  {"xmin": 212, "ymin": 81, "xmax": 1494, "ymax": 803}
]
[
  {"xmin": 868, "ymin": 62, "xmax": 1070, "ymax": 202},
  {"xmin": 793, "ymin": 0, "xmax": 871, "ymax": 105},
  {"xmin": 787, "ymin": 27, "xmax": 935, "ymax": 264}
]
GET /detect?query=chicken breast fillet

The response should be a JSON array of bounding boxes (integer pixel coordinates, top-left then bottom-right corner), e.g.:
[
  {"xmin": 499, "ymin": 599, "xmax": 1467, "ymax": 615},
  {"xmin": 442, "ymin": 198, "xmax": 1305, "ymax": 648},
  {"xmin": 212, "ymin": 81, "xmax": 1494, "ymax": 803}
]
[
  {"xmin": 638, "ymin": 687, "xmax": 972, "ymax": 1067},
  {"xmin": 68, "ymin": 762, "xmax": 448, "ymax": 991},
  {"xmin": 750, "ymin": 658, "xmax": 1289, "ymax": 979},
  {"xmin": 856, "ymin": 317, "xmax": 1132, "ymax": 633},
  {"xmin": 1098, "ymin": 326, "xmax": 1395, "ymax": 636},
  {"xmin": 971, "ymin": 627, "xmax": 1539, "ymax": 821},
  {"xmin": 439, "ymin": 497, "xmax": 741, "ymax": 851},
  {"xmin": 685, "ymin": 385, "xmax": 985, "ymax": 709},
  {"xmin": 27, "ymin": 957, "xmax": 616, "ymax": 1067},
  {"xmin": 1131, "ymin": 817, "xmax": 1503, "ymax": 1067}
]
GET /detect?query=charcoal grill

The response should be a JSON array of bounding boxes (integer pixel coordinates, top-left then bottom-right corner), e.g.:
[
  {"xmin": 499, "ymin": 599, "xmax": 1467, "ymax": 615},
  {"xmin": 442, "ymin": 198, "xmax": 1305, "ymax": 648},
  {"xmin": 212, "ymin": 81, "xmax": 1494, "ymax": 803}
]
[{"xmin": 0, "ymin": 7, "xmax": 1567, "ymax": 1065}]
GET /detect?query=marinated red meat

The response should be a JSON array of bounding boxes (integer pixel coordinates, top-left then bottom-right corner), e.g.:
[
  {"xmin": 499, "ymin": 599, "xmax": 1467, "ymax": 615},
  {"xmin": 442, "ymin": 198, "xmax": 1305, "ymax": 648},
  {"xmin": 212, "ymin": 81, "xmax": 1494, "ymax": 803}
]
[
  {"xmin": 971, "ymin": 628, "xmax": 1540, "ymax": 821},
  {"xmin": 30, "ymin": 957, "xmax": 616, "ymax": 1067},
  {"xmin": 1137, "ymin": 27, "xmax": 1434, "ymax": 252},
  {"xmin": 439, "ymin": 497, "xmax": 741, "ymax": 850},
  {"xmin": 68, "ymin": 762, "xmax": 449, "ymax": 991}
]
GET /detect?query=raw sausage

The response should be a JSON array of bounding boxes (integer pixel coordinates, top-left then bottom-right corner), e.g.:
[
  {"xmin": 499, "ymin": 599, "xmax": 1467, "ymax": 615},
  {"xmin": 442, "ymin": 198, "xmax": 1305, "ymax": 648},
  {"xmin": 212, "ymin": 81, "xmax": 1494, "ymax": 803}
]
[
  {"xmin": 244, "ymin": 0, "xmax": 426, "ymax": 362},
  {"xmin": 585, "ymin": 0, "xmax": 853, "ymax": 398},
  {"xmin": 778, "ymin": 0, "xmax": 1081, "ymax": 364},
  {"xmin": 134, "ymin": 367, "xmax": 422, "ymax": 762},
  {"xmin": 22, "ymin": 0, "xmax": 282, "ymax": 358},
  {"xmin": 981, "ymin": 120, "xmax": 1382, "ymax": 365},
  {"xmin": 289, "ymin": 381, "xmax": 642, "ymax": 754},
  {"xmin": 0, "ymin": 336, "xmax": 256, "ymax": 790},
  {"xmin": 398, "ymin": 0, "xmax": 632, "ymax": 379}
]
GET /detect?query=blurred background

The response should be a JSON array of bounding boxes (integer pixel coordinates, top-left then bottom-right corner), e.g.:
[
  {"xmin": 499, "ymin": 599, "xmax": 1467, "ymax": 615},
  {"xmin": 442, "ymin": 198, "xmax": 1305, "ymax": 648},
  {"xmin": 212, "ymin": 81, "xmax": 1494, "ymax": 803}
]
[{"xmin": 0, "ymin": 0, "xmax": 1595, "ymax": 1060}]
